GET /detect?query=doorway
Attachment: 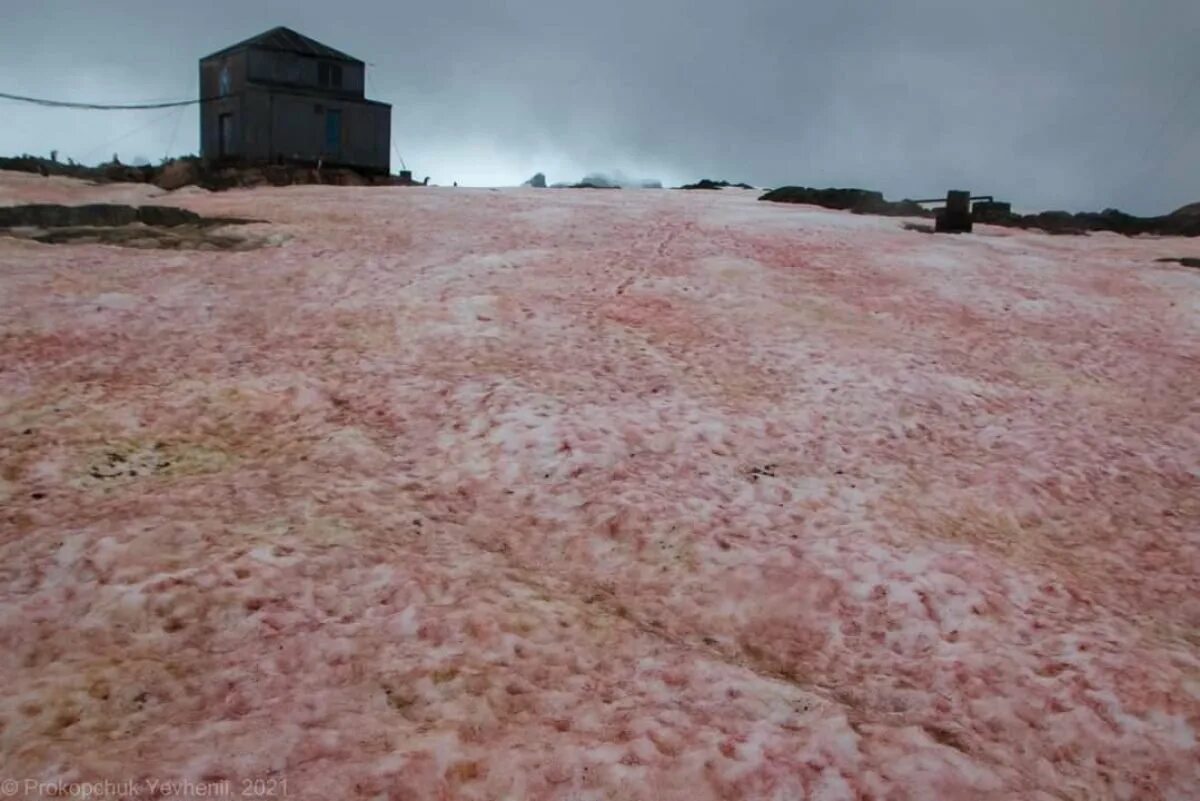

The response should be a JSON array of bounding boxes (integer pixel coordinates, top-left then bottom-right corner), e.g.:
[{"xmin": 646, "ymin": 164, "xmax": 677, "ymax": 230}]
[
  {"xmin": 324, "ymin": 109, "xmax": 342, "ymax": 156},
  {"xmin": 218, "ymin": 113, "xmax": 234, "ymax": 157}
]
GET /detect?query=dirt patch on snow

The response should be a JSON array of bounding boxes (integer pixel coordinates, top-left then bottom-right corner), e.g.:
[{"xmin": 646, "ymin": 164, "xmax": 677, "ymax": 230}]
[{"xmin": 0, "ymin": 203, "xmax": 271, "ymax": 250}]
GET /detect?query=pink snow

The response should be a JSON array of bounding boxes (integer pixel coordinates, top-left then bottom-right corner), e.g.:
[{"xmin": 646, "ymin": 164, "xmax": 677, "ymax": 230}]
[{"xmin": 0, "ymin": 173, "xmax": 1198, "ymax": 800}]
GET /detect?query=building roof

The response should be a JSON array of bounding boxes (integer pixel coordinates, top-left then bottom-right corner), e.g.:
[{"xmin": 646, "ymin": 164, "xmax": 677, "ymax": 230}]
[{"xmin": 202, "ymin": 26, "xmax": 363, "ymax": 64}]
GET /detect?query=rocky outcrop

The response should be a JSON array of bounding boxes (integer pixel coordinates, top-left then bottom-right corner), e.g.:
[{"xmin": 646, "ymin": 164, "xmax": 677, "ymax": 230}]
[
  {"xmin": 0, "ymin": 204, "xmax": 136, "ymax": 228},
  {"xmin": 557, "ymin": 173, "xmax": 663, "ymax": 189},
  {"xmin": 0, "ymin": 155, "xmax": 156, "ymax": 183},
  {"xmin": 574, "ymin": 173, "xmax": 620, "ymax": 189},
  {"xmin": 1156, "ymin": 257, "xmax": 1200, "ymax": 268},
  {"xmin": 0, "ymin": 155, "xmax": 396, "ymax": 192},
  {"xmin": 0, "ymin": 204, "xmax": 254, "ymax": 229},
  {"xmin": 760, "ymin": 186, "xmax": 929, "ymax": 217},
  {"xmin": 679, "ymin": 179, "xmax": 754, "ymax": 190},
  {"xmin": 971, "ymin": 201, "xmax": 1013, "ymax": 223},
  {"xmin": 762, "ymin": 185, "xmax": 1200, "ymax": 237},
  {"xmin": 0, "ymin": 203, "xmax": 264, "ymax": 250},
  {"xmin": 154, "ymin": 160, "xmax": 200, "ymax": 191},
  {"xmin": 135, "ymin": 206, "xmax": 206, "ymax": 227},
  {"xmin": 1005, "ymin": 209, "xmax": 1200, "ymax": 237}
]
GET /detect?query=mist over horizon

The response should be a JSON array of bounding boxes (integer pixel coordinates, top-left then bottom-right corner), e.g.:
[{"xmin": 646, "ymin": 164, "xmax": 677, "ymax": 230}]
[{"xmin": 1, "ymin": 0, "xmax": 1197, "ymax": 214}]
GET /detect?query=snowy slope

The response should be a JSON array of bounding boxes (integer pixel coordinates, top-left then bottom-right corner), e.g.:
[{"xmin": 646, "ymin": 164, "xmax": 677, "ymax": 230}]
[{"xmin": 1, "ymin": 175, "xmax": 1198, "ymax": 800}]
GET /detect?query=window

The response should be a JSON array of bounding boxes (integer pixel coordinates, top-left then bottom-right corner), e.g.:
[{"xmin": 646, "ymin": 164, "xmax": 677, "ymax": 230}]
[{"xmin": 318, "ymin": 62, "xmax": 343, "ymax": 89}]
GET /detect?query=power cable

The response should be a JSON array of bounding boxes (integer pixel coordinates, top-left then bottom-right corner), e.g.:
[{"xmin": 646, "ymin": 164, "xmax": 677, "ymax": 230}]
[
  {"xmin": 0, "ymin": 90, "xmax": 228, "ymax": 110},
  {"xmin": 163, "ymin": 104, "xmax": 187, "ymax": 162},
  {"xmin": 79, "ymin": 106, "xmax": 183, "ymax": 165}
]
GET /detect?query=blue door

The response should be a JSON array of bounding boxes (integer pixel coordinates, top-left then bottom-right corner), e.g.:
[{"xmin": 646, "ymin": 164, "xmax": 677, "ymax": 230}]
[{"xmin": 324, "ymin": 109, "xmax": 342, "ymax": 155}]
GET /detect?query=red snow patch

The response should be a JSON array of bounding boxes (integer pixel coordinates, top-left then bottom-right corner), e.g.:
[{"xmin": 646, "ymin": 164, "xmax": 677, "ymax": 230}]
[{"xmin": 1, "ymin": 173, "xmax": 1198, "ymax": 800}]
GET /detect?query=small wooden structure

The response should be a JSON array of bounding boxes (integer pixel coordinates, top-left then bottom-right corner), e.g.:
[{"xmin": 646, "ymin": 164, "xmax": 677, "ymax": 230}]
[
  {"xmin": 936, "ymin": 190, "xmax": 973, "ymax": 233},
  {"xmin": 907, "ymin": 190, "xmax": 1003, "ymax": 232},
  {"xmin": 199, "ymin": 27, "xmax": 391, "ymax": 174}
]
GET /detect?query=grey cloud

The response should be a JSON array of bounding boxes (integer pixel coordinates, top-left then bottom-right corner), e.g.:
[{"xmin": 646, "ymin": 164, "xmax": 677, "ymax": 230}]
[{"xmin": 1, "ymin": 0, "xmax": 1197, "ymax": 213}]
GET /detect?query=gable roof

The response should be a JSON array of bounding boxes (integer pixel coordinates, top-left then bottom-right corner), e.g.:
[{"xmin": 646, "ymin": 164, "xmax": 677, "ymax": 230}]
[{"xmin": 202, "ymin": 26, "xmax": 362, "ymax": 64}]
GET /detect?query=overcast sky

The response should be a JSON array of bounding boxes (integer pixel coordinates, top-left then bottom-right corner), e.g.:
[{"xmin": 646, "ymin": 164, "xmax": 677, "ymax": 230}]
[{"xmin": 1, "ymin": 0, "xmax": 1197, "ymax": 213}]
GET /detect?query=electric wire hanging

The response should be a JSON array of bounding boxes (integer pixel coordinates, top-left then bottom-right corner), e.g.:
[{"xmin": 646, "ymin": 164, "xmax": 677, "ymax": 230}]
[{"xmin": 0, "ymin": 91, "xmax": 230, "ymax": 110}]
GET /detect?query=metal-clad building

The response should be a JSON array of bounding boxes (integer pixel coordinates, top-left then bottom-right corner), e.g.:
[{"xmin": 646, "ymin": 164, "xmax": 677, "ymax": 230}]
[{"xmin": 199, "ymin": 27, "xmax": 391, "ymax": 174}]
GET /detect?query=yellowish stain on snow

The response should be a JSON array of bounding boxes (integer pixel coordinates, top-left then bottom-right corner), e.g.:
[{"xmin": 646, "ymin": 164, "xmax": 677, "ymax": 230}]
[
  {"xmin": 1009, "ymin": 359, "xmax": 1116, "ymax": 401},
  {"xmin": 896, "ymin": 498, "xmax": 1091, "ymax": 577},
  {"xmin": 75, "ymin": 439, "xmax": 237, "ymax": 489}
]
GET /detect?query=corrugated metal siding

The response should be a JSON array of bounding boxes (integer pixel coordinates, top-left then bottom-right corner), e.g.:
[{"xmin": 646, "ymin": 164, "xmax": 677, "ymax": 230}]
[
  {"xmin": 199, "ymin": 51, "xmax": 247, "ymax": 159},
  {"xmin": 203, "ymin": 26, "xmax": 360, "ymax": 64},
  {"xmin": 265, "ymin": 90, "xmax": 389, "ymax": 171},
  {"xmin": 246, "ymin": 49, "xmax": 365, "ymax": 98},
  {"xmin": 200, "ymin": 38, "xmax": 389, "ymax": 172}
]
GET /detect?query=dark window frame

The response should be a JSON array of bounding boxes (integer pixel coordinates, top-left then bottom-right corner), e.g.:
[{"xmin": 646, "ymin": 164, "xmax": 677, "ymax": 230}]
[{"xmin": 318, "ymin": 62, "xmax": 343, "ymax": 89}]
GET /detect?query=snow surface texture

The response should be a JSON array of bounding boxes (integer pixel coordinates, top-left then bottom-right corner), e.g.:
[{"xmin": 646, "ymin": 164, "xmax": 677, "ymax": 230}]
[{"xmin": 1, "ymin": 174, "xmax": 1198, "ymax": 800}]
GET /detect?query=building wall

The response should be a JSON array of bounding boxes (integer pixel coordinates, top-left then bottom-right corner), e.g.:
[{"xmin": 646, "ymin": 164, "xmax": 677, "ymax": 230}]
[
  {"xmin": 199, "ymin": 51, "xmax": 248, "ymax": 159},
  {"xmin": 245, "ymin": 49, "xmax": 365, "ymax": 97},
  {"xmin": 200, "ymin": 47, "xmax": 389, "ymax": 172},
  {"xmin": 239, "ymin": 87, "xmax": 390, "ymax": 172}
]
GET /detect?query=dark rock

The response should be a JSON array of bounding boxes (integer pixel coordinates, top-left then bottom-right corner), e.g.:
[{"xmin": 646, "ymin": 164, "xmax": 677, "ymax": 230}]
[
  {"xmin": 0, "ymin": 204, "xmax": 136, "ymax": 228},
  {"xmin": 1156, "ymin": 257, "xmax": 1200, "ymax": 268},
  {"xmin": 0, "ymin": 203, "xmax": 254, "ymax": 232},
  {"xmin": 24, "ymin": 225, "xmax": 261, "ymax": 251},
  {"xmin": 136, "ymin": 206, "xmax": 203, "ymax": 227},
  {"xmin": 574, "ymin": 173, "xmax": 620, "ymax": 189},
  {"xmin": 1, "ymin": 155, "xmax": 394, "ymax": 193},
  {"xmin": 972, "ymin": 201, "xmax": 1013, "ymax": 223},
  {"xmin": 1004, "ymin": 208, "xmax": 1200, "ymax": 237},
  {"xmin": 562, "ymin": 172, "xmax": 661, "ymax": 189},
  {"xmin": 523, "ymin": 172, "xmax": 547, "ymax": 188},
  {"xmin": 238, "ymin": 168, "xmax": 270, "ymax": 188},
  {"xmin": 262, "ymin": 165, "xmax": 294, "ymax": 187},
  {"xmin": 760, "ymin": 186, "xmax": 884, "ymax": 210},
  {"xmin": 888, "ymin": 200, "xmax": 931, "ymax": 216},
  {"xmin": 154, "ymin": 160, "xmax": 199, "ymax": 191},
  {"xmin": 759, "ymin": 184, "xmax": 1200, "ymax": 237},
  {"xmin": 102, "ymin": 162, "xmax": 150, "ymax": 183},
  {"xmin": 759, "ymin": 186, "xmax": 927, "ymax": 217},
  {"xmin": 1025, "ymin": 210, "xmax": 1086, "ymax": 235},
  {"xmin": 0, "ymin": 155, "xmax": 85, "ymax": 179},
  {"xmin": 680, "ymin": 179, "xmax": 754, "ymax": 190},
  {"xmin": 333, "ymin": 169, "xmax": 369, "ymax": 187}
]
